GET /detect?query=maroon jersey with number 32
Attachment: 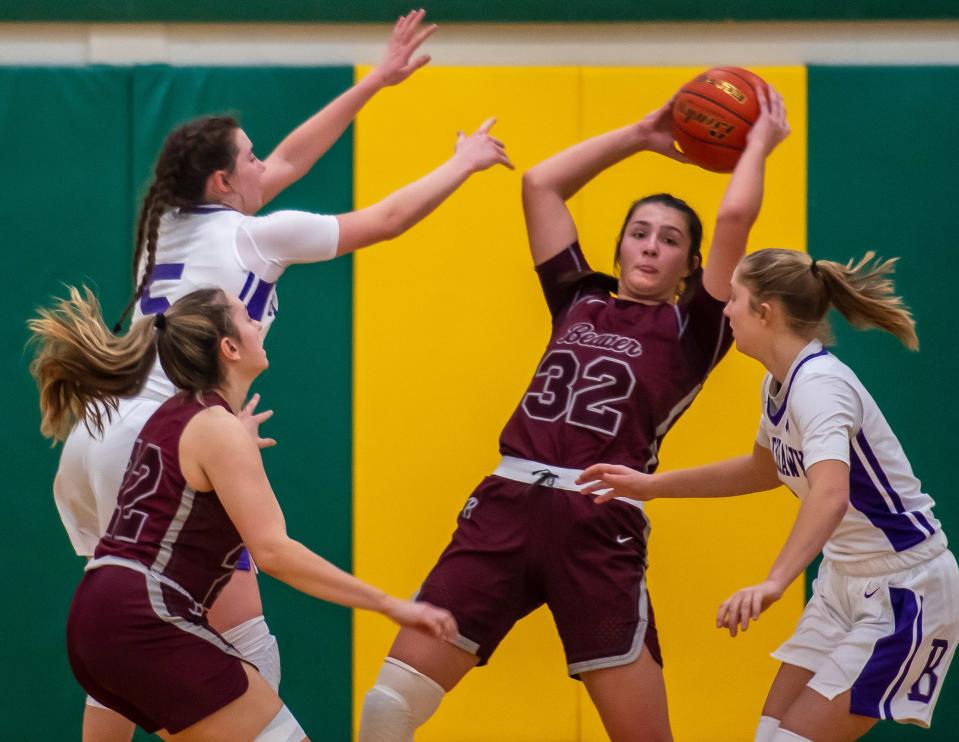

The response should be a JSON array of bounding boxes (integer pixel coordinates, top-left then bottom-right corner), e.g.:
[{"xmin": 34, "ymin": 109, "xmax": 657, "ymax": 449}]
[
  {"xmin": 498, "ymin": 243, "xmax": 732, "ymax": 472},
  {"xmin": 94, "ymin": 392, "xmax": 244, "ymax": 610}
]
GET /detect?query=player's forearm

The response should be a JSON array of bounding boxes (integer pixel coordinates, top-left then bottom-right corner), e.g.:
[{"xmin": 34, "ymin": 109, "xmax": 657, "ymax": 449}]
[
  {"xmin": 655, "ymin": 454, "xmax": 776, "ymax": 499},
  {"xmin": 263, "ymin": 74, "xmax": 384, "ymax": 200},
  {"xmin": 253, "ymin": 536, "xmax": 393, "ymax": 614},
  {"xmin": 524, "ymin": 124, "xmax": 649, "ymax": 202},
  {"xmin": 715, "ymin": 136, "xmax": 769, "ymax": 227},
  {"xmin": 371, "ymin": 156, "xmax": 475, "ymax": 240},
  {"xmin": 765, "ymin": 485, "xmax": 848, "ymax": 591}
]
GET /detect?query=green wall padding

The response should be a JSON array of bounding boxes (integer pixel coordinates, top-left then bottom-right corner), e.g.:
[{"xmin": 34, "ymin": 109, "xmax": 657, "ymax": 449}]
[
  {"xmin": 4, "ymin": 65, "xmax": 355, "ymax": 740},
  {"xmin": 1, "ymin": 65, "xmax": 132, "ymax": 739},
  {"xmin": 0, "ymin": 0, "xmax": 956, "ymax": 22},
  {"xmin": 808, "ymin": 65, "xmax": 959, "ymax": 741}
]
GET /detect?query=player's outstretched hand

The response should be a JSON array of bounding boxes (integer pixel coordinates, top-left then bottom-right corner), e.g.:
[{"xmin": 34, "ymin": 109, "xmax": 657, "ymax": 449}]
[
  {"xmin": 372, "ymin": 9, "xmax": 438, "ymax": 87},
  {"xmin": 636, "ymin": 97, "xmax": 689, "ymax": 164},
  {"xmin": 745, "ymin": 83, "xmax": 790, "ymax": 157},
  {"xmin": 577, "ymin": 463, "xmax": 657, "ymax": 504},
  {"xmin": 453, "ymin": 118, "xmax": 515, "ymax": 172},
  {"xmin": 236, "ymin": 393, "xmax": 277, "ymax": 449},
  {"xmin": 716, "ymin": 580, "xmax": 784, "ymax": 637},
  {"xmin": 385, "ymin": 598, "xmax": 459, "ymax": 640}
]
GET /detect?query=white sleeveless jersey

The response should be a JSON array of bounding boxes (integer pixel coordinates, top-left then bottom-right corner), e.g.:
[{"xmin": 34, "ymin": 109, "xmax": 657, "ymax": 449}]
[
  {"xmin": 756, "ymin": 340, "xmax": 941, "ymax": 562},
  {"xmin": 130, "ymin": 205, "xmax": 339, "ymax": 399}
]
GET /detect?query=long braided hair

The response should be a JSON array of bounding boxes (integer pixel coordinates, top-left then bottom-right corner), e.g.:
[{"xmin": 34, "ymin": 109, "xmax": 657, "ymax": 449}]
[{"xmin": 112, "ymin": 116, "xmax": 240, "ymax": 332}]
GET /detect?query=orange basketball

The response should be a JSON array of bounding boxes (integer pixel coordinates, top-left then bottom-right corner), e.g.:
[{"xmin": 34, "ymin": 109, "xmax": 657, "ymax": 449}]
[{"xmin": 672, "ymin": 67, "xmax": 767, "ymax": 173}]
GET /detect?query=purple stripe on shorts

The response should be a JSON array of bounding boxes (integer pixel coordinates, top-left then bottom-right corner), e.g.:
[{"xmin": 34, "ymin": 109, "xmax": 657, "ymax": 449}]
[
  {"xmin": 851, "ymin": 587, "xmax": 921, "ymax": 719},
  {"xmin": 245, "ymin": 278, "xmax": 275, "ymax": 322},
  {"xmin": 884, "ymin": 594, "xmax": 924, "ymax": 719},
  {"xmin": 850, "ymin": 447, "xmax": 927, "ymax": 552},
  {"xmin": 765, "ymin": 349, "xmax": 829, "ymax": 425},
  {"xmin": 235, "ymin": 549, "xmax": 251, "ymax": 572}
]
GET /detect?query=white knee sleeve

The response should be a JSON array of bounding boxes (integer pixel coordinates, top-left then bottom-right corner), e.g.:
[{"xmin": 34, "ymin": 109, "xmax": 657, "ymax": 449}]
[
  {"xmin": 771, "ymin": 730, "xmax": 812, "ymax": 742},
  {"xmin": 358, "ymin": 658, "xmax": 445, "ymax": 742},
  {"xmin": 754, "ymin": 715, "xmax": 781, "ymax": 742},
  {"xmin": 221, "ymin": 616, "xmax": 281, "ymax": 691},
  {"xmin": 255, "ymin": 704, "xmax": 304, "ymax": 742},
  {"xmin": 84, "ymin": 694, "xmax": 110, "ymax": 710}
]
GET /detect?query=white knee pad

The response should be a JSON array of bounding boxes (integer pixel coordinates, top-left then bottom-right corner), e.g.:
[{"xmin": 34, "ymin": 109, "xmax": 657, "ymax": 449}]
[
  {"xmin": 221, "ymin": 616, "xmax": 281, "ymax": 691},
  {"xmin": 771, "ymin": 730, "xmax": 812, "ymax": 742},
  {"xmin": 754, "ymin": 715, "xmax": 781, "ymax": 742},
  {"xmin": 254, "ymin": 704, "xmax": 304, "ymax": 742},
  {"xmin": 358, "ymin": 658, "xmax": 445, "ymax": 742}
]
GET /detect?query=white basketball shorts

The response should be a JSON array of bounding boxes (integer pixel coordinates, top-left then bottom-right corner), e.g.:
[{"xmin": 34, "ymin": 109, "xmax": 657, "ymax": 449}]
[{"xmin": 773, "ymin": 537, "xmax": 959, "ymax": 728}]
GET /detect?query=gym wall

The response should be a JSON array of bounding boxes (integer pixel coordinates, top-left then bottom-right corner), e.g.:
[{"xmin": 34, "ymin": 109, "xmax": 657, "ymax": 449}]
[{"xmin": 2, "ymin": 47, "xmax": 956, "ymax": 742}]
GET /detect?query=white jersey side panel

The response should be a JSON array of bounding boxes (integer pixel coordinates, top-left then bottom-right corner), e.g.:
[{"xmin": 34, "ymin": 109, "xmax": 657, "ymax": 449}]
[{"xmin": 756, "ymin": 340, "xmax": 941, "ymax": 562}]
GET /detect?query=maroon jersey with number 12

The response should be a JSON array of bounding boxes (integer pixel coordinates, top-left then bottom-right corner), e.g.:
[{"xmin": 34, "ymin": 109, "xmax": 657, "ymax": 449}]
[
  {"xmin": 94, "ymin": 391, "xmax": 245, "ymax": 610},
  {"xmin": 498, "ymin": 242, "xmax": 732, "ymax": 472}
]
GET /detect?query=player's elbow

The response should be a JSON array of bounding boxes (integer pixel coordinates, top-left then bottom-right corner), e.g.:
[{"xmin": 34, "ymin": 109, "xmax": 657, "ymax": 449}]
[
  {"xmin": 522, "ymin": 168, "xmax": 554, "ymax": 197},
  {"xmin": 714, "ymin": 208, "xmax": 757, "ymax": 234},
  {"xmin": 247, "ymin": 535, "xmax": 293, "ymax": 578},
  {"xmin": 814, "ymin": 485, "xmax": 850, "ymax": 521}
]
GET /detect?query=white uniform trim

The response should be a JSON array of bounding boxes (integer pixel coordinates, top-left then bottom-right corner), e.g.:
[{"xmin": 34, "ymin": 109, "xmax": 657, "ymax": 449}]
[
  {"xmin": 567, "ymin": 575, "xmax": 651, "ymax": 677},
  {"xmin": 493, "ymin": 455, "xmax": 645, "ymax": 511},
  {"xmin": 150, "ymin": 484, "xmax": 196, "ymax": 575}
]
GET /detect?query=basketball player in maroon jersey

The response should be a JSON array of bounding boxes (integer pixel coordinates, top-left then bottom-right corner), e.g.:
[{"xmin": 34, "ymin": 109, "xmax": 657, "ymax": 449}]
[
  {"xmin": 359, "ymin": 88, "xmax": 789, "ymax": 741},
  {"xmin": 30, "ymin": 287, "xmax": 457, "ymax": 741}
]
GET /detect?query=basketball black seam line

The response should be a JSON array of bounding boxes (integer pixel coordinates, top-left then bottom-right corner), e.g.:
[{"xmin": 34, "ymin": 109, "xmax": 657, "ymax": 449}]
[
  {"xmin": 714, "ymin": 68, "xmax": 758, "ymax": 100},
  {"xmin": 674, "ymin": 127, "xmax": 743, "ymax": 151},
  {"xmin": 679, "ymin": 89, "xmax": 754, "ymax": 127}
]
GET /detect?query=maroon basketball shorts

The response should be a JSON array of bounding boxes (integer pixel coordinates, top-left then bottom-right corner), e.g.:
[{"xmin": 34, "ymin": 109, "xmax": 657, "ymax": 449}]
[
  {"xmin": 66, "ymin": 563, "xmax": 251, "ymax": 734},
  {"xmin": 417, "ymin": 457, "xmax": 662, "ymax": 677}
]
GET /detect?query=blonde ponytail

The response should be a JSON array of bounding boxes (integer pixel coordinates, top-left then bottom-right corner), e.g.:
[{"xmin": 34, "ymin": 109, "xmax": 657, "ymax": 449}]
[{"xmin": 737, "ymin": 248, "xmax": 918, "ymax": 350}]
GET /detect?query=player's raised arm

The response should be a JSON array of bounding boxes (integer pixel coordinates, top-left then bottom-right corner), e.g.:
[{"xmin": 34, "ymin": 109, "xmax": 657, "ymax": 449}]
[
  {"xmin": 260, "ymin": 9, "xmax": 437, "ymax": 206},
  {"xmin": 521, "ymin": 98, "xmax": 687, "ymax": 267},
  {"xmin": 334, "ymin": 118, "xmax": 512, "ymax": 255},
  {"xmin": 701, "ymin": 85, "xmax": 789, "ymax": 301}
]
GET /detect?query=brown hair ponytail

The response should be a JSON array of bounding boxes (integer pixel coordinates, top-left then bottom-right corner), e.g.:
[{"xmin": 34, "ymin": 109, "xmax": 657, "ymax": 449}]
[
  {"xmin": 113, "ymin": 115, "xmax": 240, "ymax": 332},
  {"xmin": 30, "ymin": 286, "xmax": 238, "ymax": 441},
  {"xmin": 737, "ymin": 248, "xmax": 918, "ymax": 350}
]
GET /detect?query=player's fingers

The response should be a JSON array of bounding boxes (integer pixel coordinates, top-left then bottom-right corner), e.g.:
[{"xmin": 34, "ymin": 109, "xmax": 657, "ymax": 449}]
[
  {"xmin": 578, "ymin": 480, "xmax": 605, "ymax": 495},
  {"xmin": 578, "ymin": 464, "xmax": 614, "ymax": 483},
  {"xmin": 410, "ymin": 23, "xmax": 438, "ymax": 49},
  {"xmin": 488, "ymin": 135, "xmax": 506, "ymax": 148},
  {"xmin": 259, "ymin": 437, "xmax": 278, "ymax": 449},
  {"xmin": 740, "ymin": 596, "xmax": 752, "ymax": 632},
  {"xmin": 477, "ymin": 117, "xmax": 497, "ymax": 134},
  {"xmin": 497, "ymin": 151, "xmax": 515, "ymax": 170},
  {"xmin": 593, "ymin": 490, "xmax": 616, "ymax": 504},
  {"xmin": 243, "ymin": 392, "xmax": 261, "ymax": 413},
  {"xmin": 253, "ymin": 409, "xmax": 274, "ymax": 423},
  {"xmin": 407, "ymin": 54, "xmax": 431, "ymax": 73}
]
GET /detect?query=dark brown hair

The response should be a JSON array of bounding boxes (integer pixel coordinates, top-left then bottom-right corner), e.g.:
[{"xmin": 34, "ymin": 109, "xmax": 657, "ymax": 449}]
[
  {"xmin": 561, "ymin": 193, "xmax": 704, "ymax": 303},
  {"xmin": 113, "ymin": 115, "xmax": 240, "ymax": 332},
  {"xmin": 30, "ymin": 287, "xmax": 237, "ymax": 441},
  {"xmin": 737, "ymin": 248, "xmax": 918, "ymax": 350}
]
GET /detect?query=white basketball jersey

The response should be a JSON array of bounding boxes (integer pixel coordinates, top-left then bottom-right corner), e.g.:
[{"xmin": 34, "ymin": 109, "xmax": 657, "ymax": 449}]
[
  {"xmin": 130, "ymin": 205, "xmax": 338, "ymax": 399},
  {"xmin": 757, "ymin": 340, "xmax": 941, "ymax": 562}
]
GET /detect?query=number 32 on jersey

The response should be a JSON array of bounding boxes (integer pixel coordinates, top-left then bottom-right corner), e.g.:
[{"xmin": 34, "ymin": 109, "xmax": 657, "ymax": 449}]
[{"xmin": 522, "ymin": 350, "xmax": 636, "ymax": 437}]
